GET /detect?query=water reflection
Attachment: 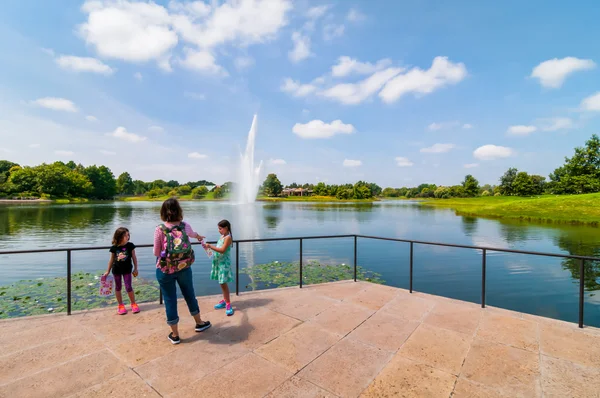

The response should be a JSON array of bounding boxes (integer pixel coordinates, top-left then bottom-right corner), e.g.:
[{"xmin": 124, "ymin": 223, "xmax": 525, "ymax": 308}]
[{"xmin": 460, "ymin": 216, "xmax": 478, "ymax": 236}]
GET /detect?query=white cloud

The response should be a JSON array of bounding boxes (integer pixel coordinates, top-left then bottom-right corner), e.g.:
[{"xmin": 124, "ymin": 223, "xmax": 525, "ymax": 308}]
[
  {"xmin": 347, "ymin": 8, "xmax": 366, "ymax": 22},
  {"xmin": 323, "ymin": 24, "xmax": 345, "ymax": 41},
  {"xmin": 395, "ymin": 157, "xmax": 413, "ymax": 167},
  {"xmin": 269, "ymin": 158, "xmax": 287, "ymax": 165},
  {"xmin": 581, "ymin": 92, "xmax": 600, "ymax": 111},
  {"xmin": 292, "ymin": 119, "xmax": 355, "ymax": 139},
  {"xmin": 343, "ymin": 159, "xmax": 362, "ymax": 167},
  {"xmin": 538, "ymin": 117, "xmax": 574, "ymax": 132},
  {"xmin": 79, "ymin": 1, "xmax": 178, "ymax": 64},
  {"xmin": 463, "ymin": 123, "xmax": 473, "ymax": 129},
  {"xmin": 464, "ymin": 163, "xmax": 479, "ymax": 168},
  {"xmin": 188, "ymin": 152, "xmax": 207, "ymax": 159},
  {"xmin": 55, "ymin": 55, "xmax": 115, "ymax": 75},
  {"xmin": 86, "ymin": 115, "xmax": 98, "ymax": 122},
  {"xmin": 531, "ymin": 57, "xmax": 596, "ymax": 88},
  {"xmin": 80, "ymin": 0, "xmax": 292, "ymax": 71},
  {"xmin": 379, "ymin": 56, "xmax": 467, "ymax": 103},
  {"xmin": 427, "ymin": 121, "xmax": 459, "ymax": 131},
  {"xmin": 29, "ymin": 143, "xmax": 41, "ymax": 148},
  {"xmin": 55, "ymin": 150, "xmax": 74, "ymax": 156},
  {"xmin": 148, "ymin": 125, "xmax": 164, "ymax": 133},
  {"xmin": 109, "ymin": 126, "xmax": 147, "ymax": 143},
  {"xmin": 41, "ymin": 48, "xmax": 55, "ymax": 56},
  {"xmin": 320, "ymin": 67, "xmax": 403, "ymax": 105},
  {"xmin": 31, "ymin": 97, "xmax": 78, "ymax": 112},
  {"xmin": 184, "ymin": 91, "xmax": 206, "ymax": 100},
  {"xmin": 420, "ymin": 143, "xmax": 455, "ymax": 153},
  {"xmin": 331, "ymin": 56, "xmax": 392, "ymax": 77},
  {"xmin": 473, "ymin": 145, "xmax": 514, "ymax": 160},
  {"xmin": 234, "ymin": 56, "xmax": 254, "ymax": 70},
  {"xmin": 289, "ymin": 32, "xmax": 312, "ymax": 63},
  {"xmin": 100, "ymin": 149, "xmax": 116, "ymax": 156},
  {"xmin": 306, "ymin": 5, "xmax": 331, "ymax": 19},
  {"xmin": 507, "ymin": 125, "xmax": 537, "ymax": 135},
  {"xmin": 280, "ymin": 78, "xmax": 318, "ymax": 97},
  {"xmin": 134, "ymin": 72, "xmax": 143, "ymax": 81},
  {"xmin": 179, "ymin": 48, "xmax": 226, "ymax": 75}
]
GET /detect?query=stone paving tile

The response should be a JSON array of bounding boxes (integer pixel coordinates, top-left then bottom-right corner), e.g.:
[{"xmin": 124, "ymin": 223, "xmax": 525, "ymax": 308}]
[
  {"xmin": 477, "ymin": 312, "xmax": 539, "ymax": 352},
  {"xmin": 398, "ymin": 323, "xmax": 472, "ymax": 375},
  {"xmin": 135, "ymin": 335, "xmax": 249, "ymax": 396},
  {"xmin": 302, "ymin": 280, "xmax": 369, "ymax": 301},
  {"xmin": 169, "ymin": 352, "xmax": 292, "ymax": 398},
  {"xmin": 380, "ymin": 294, "xmax": 435, "ymax": 321},
  {"xmin": 216, "ymin": 309, "xmax": 301, "ymax": 349},
  {"xmin": 423, "ymin": 300, "xmax": 481, "ymax": 335},
  {"xmin": 255, "ymin": 322, "xmax": 341, "ymax": 373},
  {"xmin": 361, "ymin": 356, "xmax": 456, "ymax": 398},
  {"xmin": 0, "ymin": 349, "xmax": 127, "ymax": 398},
  {"xmin": 539, "ymin": 323, "xmax": 600, "ymax": 368},
  {"xmin": 540, "ymin": 355, "xmax": 600, "ymax": 398},
  {"xmin": 0, "ymin": 318, "xmax": 85, "ymax": 356},
  {"xmin": 66, "ymin": 369, "xmax": 161, "ymax": 398},
  {"xmin": 309, "ymin": 301, "xmax": 375, "ymax": 336},
  {"xmin": 461, "ymin": 339, "xmax": 541, "ymax": 397},
  {"xmin": 268, "ymin": 290, "xmax": 339, "ymax": 321},
  {"xmin": 344, "ymin": 284, "xmax": 400, "ymax": 310},
  {"xmin": 452, "ymin": 378, "xmax": 514, "ymax": 398},
  {"xmin": 298, "ymin": 337, "xmax": 393, "ymax": 398},
  {"xmin": 265, "ymin": 376, "xmax": 338, "ymax": 398},
  {"xmin": 105, "ymin": 327, "xmax": 183, "ymax": 367},
  {"xmin": 0, "ymin": 334, "xmax": 104, "ymax": 384},
  {"xmin": 347, "ymin": 310, "xmax": 419, "ymax": 352}
]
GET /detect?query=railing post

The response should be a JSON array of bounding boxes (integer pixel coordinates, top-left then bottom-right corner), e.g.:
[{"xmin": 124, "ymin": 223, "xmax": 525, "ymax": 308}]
[
  {"xmin": 67, "ymin": 250, "xmax": 72, "ymax": 315},
  {"xmin": 481, "ymin": 249, "xmax": 487, "ymax": 308},
  {"xmin": 236, "ymin": 241, "xmax": 240, "ymax": 296},
  {"xmin": 409, "ymin": 242, "xmax": 413, "ymax": 293},
  {"xmin": 159, "ymin": 290, "xmax": 163, "ymax": 305},
  {"xmin": 299, "ymin": 238, "xmax": 303, "ymax": 288},
  {"xmin": 353, "ymin": 235, "xmax": 357, "ymax": 282},
  {"xmin": 579, "ymin": 259, "xmax": 585, "ymax": 328}
]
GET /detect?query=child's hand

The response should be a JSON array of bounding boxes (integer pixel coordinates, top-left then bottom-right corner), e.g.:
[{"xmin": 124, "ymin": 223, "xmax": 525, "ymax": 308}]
[
  {"xmin": 103, "ymin": 271, "xmax": 110, "ymax": 277},
  {"xmin": 133, "ymin": 268, "xmax": 138, "ymax": 277}
]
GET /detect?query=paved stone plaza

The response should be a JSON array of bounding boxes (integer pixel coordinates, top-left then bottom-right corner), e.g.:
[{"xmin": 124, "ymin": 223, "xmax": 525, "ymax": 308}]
[{"xmin": 1, "ymin": 281, "xmax": 599, "ymax": 397}]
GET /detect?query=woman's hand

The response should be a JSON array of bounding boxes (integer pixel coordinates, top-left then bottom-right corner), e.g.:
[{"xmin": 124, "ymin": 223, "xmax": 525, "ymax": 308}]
[
  {"xmin": 103, "ymin": 271, "xmax": 110, "ymax": 277},
  {"xmin": 197, "ymin": 235, "xmax": 205, "ymax": 242}
]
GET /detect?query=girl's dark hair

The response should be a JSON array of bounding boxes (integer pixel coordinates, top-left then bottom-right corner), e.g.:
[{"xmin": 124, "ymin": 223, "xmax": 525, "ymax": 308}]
[
  {"xmin": 112, "ymin": 227, "xmax": 129, "ymax": 246},
  {"xmin": 218, "ymin": 219, "xmax": 232, "ymax": 240},
  {"xmin": 161, "ymin": 198, "xmax": 183, "ymax": 222}
]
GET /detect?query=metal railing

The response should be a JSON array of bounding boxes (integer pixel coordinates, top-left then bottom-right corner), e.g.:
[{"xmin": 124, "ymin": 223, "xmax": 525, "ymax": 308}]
[{"xmin": 1, "ymin": 234, "xmax": 598, "ymax": 328}]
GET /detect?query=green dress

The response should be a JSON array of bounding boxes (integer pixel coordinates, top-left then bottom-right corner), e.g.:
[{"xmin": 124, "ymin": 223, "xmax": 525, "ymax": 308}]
[{"xmin": 210, "ymin": 234, "xmax": 233, "ymax": 284}]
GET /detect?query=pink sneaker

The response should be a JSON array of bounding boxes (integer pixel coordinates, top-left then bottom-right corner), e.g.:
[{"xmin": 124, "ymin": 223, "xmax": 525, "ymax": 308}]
[
  {"xmin": 117, "ymin": 304, "xmax": 127, "ymax": 315},
  {"xmin": 131, "ymin": 303, "xmax": 140, "ymax": 314}
]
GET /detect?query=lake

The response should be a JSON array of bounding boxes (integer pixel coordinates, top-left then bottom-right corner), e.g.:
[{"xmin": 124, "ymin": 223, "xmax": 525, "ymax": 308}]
[{"xmin": 1, "ymin": 200, "xmax": 599, "ymax": 326}]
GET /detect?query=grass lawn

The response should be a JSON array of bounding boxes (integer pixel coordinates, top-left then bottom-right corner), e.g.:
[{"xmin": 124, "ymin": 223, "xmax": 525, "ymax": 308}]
[
  {"xmin": 121, "ymin": 192, "xmax": 228, "ymax": 202},
  {"xmin": 420, "ymin": 193, "xmax": 600, "ymax": 225}
]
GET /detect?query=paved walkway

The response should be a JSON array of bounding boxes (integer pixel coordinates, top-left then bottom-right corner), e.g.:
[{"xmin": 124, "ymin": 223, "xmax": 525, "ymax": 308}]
[{"xmin": 1, "ymin": 281, "xmax": 600, "ymax": 397}]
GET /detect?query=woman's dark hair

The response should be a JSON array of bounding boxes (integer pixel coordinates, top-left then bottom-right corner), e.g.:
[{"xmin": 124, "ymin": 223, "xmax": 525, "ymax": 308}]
[
  {"xmin": 112, "ymin": 227, "xmax": 129, "ymax": 246},
  {"xmin": 160, "ymin": 198, "xmax": 183, "ymax": 222},
  {"xmin": 218, "ymin": 219, "xmax": 232, "ymax": 240}
]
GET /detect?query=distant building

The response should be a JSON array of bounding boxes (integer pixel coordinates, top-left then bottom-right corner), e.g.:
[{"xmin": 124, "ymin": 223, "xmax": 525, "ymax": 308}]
[{"xmin": 282, "ymin": 187, "xmax": 313, "ymax": 196}]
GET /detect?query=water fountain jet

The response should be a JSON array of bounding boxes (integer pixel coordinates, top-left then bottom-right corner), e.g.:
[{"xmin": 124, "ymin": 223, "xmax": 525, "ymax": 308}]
[{"xmin": 233, "ymin": 114, "xmax": 262, "ymax": 204}]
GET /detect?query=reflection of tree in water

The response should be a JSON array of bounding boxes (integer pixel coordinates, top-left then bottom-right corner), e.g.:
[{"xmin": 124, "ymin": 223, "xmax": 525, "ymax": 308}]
[
  {"xmin": 460, "ymin": 216, "xmax": 478, "ymax": 236},
  {"xmin": 1, "ymin": 204, "xmax": 117, "ymax": 237},
  {"xmin": 553, "ymin": 232, "xmax": 600, "ymax": 291},
  {"xmin": 264, "ymin": 215, "xmax": 279, "ymax": 230},
  {"xmin": 299, "ymin": 203, "xmax": 374, "ymax": 212},
  {"xmin": 498, "ymin": 222, "xmax": 531, "ymax": 245}
]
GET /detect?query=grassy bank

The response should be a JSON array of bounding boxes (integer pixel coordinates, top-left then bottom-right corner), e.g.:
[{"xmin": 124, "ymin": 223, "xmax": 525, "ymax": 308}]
[
  {"xmin": 121, "ymin": 191, "xmax": 227, "ymax": 202},
  {"xmin": 257, "ymin": 195, "xmax": 379, "ymax": 202},
  {"xmin": 421, "ymin": 193, "xmax": 600, "ymax": 225}
]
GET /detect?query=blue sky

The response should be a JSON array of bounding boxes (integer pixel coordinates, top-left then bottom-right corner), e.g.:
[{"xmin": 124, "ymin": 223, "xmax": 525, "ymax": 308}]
[{"xmin": 0, "ymin": 0, "xmax": 599, "ymax": 187}]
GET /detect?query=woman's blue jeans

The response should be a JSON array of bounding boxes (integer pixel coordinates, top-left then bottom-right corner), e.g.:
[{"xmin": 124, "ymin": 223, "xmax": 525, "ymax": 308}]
[{"xmin": 155, "ymin": 267, "xmax": 199, "ymax": 325}]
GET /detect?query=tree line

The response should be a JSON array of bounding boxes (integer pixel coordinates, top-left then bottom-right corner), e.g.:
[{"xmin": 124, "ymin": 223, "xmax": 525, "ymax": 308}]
[
  {"xmin": 260, "ymin": 173, "xmax": 383, "ymax": 199},
  {"xmin": 0, "ymin": 160, "xmax": 218, "ymax": 200}
]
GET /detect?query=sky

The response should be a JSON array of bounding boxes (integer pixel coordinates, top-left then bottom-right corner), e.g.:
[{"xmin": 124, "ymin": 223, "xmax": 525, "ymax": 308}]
[{"xmin": 0, "ymin": 0, "xmax": 599, "ymax": 188}]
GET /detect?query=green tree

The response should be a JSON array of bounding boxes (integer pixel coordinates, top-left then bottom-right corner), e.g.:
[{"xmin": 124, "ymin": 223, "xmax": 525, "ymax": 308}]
[
  {"xmin": 499, "ymin": 167, "xmax": 518, "ymax": 196},
  {"xmin": 7, "ymin": 166, "xmax": 36, "ymax": 194},
  {"xmin": 116, "ymin": 172, "xmax": 134, "ymax": 195},
  {"xmin": 462, "ymin": 175, "xmax": 480, "ymax": 197},
  {"xmin": 133, "ymin": 180, "xmax": 148, "ymax": 195},
  {"xmin": 512, "ymin": 172, "xmax": 535, "ymax": 196},
  {"xmin": 191, "ymin": 186, "xmax": 208, "ymax": 198},
  {"xmin": 177, "ymin": 185, "xmax": 192, "ymax": 195},
  {"xmin": 549, "ymin": 134, "xmax": 600, "ymax": 194},
  {"xmin": 166, "ymin": 180, "xmax": 179, "ymax": 188},
  {"xmin": 314, "ymin": 182, "xmax": 328, "ymax": 196},
  {"xmin": 262, "ymin": 173, "xmax": 283, "ymax": 197},
  {"xmin": 151, "ymin": 179, "xmax": 167, "ymax": 190},
  {"xmin": 213, "ymin": 186, "xmax": 225, "ymax": 198},
  {"xmin": 83, "ymin": 165, "xmax": 117, "ymax": 199}
]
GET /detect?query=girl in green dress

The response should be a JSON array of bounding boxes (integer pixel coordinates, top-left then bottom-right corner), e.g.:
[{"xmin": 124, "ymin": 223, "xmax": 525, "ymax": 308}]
[{"xmin": 204, "ymin": 220, "xmax": 234, "ymax": 316}]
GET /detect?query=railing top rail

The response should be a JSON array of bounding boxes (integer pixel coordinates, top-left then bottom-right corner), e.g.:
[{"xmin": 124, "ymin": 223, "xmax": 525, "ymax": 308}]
[
  {"xmin": 356, "ymin": 234, "xmax": 600, "ymax": 262},
  {"xmin": 0, "ymin": 233, "xmax": 599, "ymax": 262}
]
